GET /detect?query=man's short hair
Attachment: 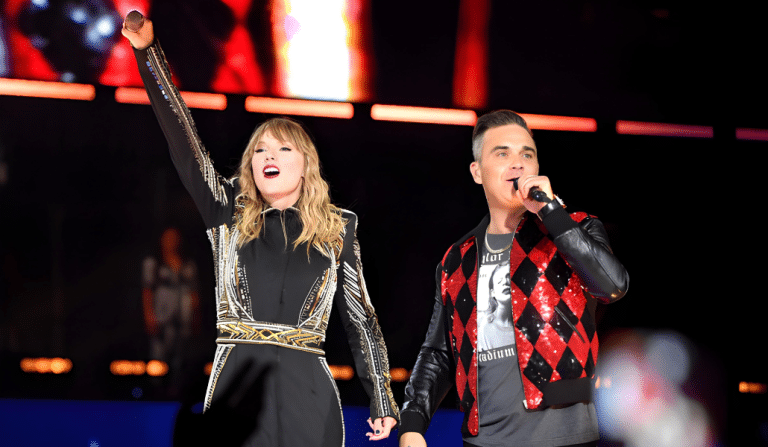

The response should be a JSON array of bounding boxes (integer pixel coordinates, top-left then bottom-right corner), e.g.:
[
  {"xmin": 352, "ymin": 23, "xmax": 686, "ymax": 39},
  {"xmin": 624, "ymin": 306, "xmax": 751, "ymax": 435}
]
[{"xmin": 471, "ymin": 110, "xmax": 532, "ymax": 161}]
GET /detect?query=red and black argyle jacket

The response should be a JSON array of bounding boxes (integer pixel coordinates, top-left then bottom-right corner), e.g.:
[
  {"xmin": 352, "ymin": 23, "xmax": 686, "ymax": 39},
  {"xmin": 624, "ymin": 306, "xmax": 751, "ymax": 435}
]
[{"xmin": 441, "ymin": 211, "xmax": 598, "ymax": 436}]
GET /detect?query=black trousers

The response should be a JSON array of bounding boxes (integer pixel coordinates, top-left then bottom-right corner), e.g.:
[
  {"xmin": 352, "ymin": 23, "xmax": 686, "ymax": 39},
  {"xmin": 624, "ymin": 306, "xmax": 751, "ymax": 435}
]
[{"xmin": 197, "ymin": 344, "xmax": 344, "ymax": 447}]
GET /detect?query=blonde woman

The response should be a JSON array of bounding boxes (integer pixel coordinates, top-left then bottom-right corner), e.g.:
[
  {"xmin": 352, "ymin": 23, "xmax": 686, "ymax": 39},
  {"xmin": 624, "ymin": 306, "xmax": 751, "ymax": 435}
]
[{"xmin": 122, "ymin": 11, "xmax": 398, "ymax": 446}]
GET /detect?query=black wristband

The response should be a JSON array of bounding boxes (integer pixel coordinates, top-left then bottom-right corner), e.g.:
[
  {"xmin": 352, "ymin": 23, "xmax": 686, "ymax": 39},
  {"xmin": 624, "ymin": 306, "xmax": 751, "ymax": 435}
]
[{"xmin": 537, "ymin": 198, "xmax": 563, "ymax": 221}]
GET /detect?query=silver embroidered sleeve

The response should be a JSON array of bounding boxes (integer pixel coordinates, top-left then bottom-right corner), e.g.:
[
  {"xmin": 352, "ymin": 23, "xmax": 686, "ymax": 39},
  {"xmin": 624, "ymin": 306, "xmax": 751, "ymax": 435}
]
[
  {"xmin": 342, "ymin": 241, "xmax": 399, "ymax": 420},
  {"xmin": 145, "ymin": 44, "xmax": 230, "ymax": 205}
]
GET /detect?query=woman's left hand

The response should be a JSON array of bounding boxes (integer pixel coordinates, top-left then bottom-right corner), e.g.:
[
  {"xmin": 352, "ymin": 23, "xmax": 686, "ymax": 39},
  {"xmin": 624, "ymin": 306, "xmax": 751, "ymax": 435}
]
[{"xmin": 366, "ymin": 416, "xmax": 397, "ymax": 441}]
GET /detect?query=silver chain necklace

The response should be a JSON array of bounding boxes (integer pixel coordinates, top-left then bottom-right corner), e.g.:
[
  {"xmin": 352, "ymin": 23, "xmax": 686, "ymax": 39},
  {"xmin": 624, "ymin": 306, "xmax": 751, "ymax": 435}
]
[{"xmin": 484, "ymin": 224, "xmax": 514, "ymax": 254}]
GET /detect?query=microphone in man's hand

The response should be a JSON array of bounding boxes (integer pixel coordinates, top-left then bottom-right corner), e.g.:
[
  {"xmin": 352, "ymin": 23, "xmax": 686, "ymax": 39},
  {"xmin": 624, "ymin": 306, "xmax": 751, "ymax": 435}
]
[
  {"xmin": 512, "ymin": 178, "xmax": 550, "ymax": 203},
  {"xmin": 125, "ymin": 10, "xmax": 145, "ymax": 32}
]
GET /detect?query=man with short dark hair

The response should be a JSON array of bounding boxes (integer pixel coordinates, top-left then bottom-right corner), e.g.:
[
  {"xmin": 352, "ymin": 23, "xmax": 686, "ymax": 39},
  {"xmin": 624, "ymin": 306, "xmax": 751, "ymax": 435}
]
[{"xmin": 399, "ymin": 110, "xmax": 629, "ymax": 447}]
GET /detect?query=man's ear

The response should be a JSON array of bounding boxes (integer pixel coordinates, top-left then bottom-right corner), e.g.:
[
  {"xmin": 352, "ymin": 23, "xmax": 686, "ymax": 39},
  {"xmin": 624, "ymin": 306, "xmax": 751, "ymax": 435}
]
[{"xmin": 469, "ymin": 161, "xmax": 482, "ymax": 185}]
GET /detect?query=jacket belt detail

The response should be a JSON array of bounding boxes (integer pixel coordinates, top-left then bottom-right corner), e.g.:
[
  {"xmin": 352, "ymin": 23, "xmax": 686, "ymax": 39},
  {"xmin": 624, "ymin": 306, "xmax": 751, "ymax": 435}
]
[{"xmin": 216, "ymin": 320, "xmax": 325, "ymax": 355}]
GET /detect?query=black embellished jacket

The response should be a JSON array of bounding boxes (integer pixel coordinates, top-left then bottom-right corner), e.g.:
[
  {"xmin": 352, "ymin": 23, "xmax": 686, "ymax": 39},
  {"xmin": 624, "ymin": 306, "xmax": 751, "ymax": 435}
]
[
  {"xmin": 132, "ymin": 40, "xmax": 399, "ymax": 422},
  {"xmin": 400, "ymin": 203, "xmax": 628, "ymax": 437}
]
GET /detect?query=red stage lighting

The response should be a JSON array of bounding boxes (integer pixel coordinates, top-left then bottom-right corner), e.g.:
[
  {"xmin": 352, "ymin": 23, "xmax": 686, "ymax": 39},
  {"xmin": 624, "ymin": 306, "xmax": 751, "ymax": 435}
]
[{"xmin": 616, "ymin": 120, "xmax": 713, "ymax": 138}]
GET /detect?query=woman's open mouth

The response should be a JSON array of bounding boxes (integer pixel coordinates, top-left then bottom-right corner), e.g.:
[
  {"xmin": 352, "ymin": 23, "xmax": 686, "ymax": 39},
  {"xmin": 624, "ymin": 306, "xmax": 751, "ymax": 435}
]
[{"xmin": 263, "ymin": 165, "xmax": 280, "ymax": 179}]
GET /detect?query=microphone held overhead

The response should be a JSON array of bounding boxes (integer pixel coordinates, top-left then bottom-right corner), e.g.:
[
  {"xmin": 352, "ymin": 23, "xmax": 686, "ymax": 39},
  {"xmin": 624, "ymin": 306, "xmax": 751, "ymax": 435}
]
[
  {"xmin": 125, "ymin": 10, "xmax": 145, "ymax": 33},
  {"xmin": 512, "ymin": 178, "xmax": 550, "ymax": 203}
]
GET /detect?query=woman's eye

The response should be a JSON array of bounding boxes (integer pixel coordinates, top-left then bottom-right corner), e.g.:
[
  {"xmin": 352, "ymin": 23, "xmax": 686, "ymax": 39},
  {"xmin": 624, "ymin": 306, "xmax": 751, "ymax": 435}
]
[
  {"xmin": 255, "ymin": 148, "xmax": 265, "ymax": 153},
  {"xmin": 280, "ymin": 146, "xmax": 292, "ymax": 151}
]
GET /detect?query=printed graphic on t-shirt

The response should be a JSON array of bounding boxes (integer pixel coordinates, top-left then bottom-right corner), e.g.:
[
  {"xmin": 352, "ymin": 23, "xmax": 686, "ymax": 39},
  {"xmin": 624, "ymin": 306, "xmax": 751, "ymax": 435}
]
[{"xmin": 477, "ymin": 233, "xmax": 515, "ymax": 359}]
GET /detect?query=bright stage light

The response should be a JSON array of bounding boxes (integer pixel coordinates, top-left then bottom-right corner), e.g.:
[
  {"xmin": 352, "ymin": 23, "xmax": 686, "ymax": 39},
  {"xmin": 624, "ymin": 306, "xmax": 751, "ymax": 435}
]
[
  {"xmin": 109, "ymin": 360, "xmax": 146, "ymax": 376},
  {"xmin": 519, "ymin": 113, "xmax": 597, "ymax": 132},
  {"xmin": 146, "ymin": 360, "xmax": 169, "ymax": 377},
  {"xmin": 272, "ymin": 0, "xmax": 369, "ymax": 101},
  {"xmin": 389, "ymin": 368, "xmax": 410, "ymax": 382},
  {"xmin": 739, "ymin": 382, "xmax": 767, "ymax": 394},
  {"xmin": 328, "ymin": 364, "xmax": 355, "ymax": 380},
  {"xmin": 370, "ymin": 104, "xmax": 477, "ymax": 126},
  {"xmin": 20, "ymin": 357, "xmax": 73, "ymax": 374},
  {"xmin": 68, "ymin": 6, "xmax": 88, "ymax": 24},
  {"xmin": 245, "ymin": 96, "xmax": 354, "ymax": 118}
]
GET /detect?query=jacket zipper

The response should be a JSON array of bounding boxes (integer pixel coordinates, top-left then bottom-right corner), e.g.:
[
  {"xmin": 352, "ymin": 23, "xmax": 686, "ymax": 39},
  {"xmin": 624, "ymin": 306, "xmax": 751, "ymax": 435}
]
[{"xmin": 280, "ymin": 209, "xmax": 289, "ymax": 250}]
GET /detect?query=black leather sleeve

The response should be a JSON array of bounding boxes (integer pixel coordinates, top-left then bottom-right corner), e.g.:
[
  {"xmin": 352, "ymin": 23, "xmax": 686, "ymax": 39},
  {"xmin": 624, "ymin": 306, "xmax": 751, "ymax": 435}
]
[
  {"xmin": 399, "ymin": 263, "xmax": 455, "ymax": 436},
  {"xmin": 541, "ymin": 203, "xmax": 629, "ymax": 303}
]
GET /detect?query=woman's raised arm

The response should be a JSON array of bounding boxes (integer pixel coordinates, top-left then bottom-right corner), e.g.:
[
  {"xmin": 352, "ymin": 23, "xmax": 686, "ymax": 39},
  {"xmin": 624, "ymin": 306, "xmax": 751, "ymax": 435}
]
[{"xmin": 121, "ymin": 11, "xmax": 236, "ymax": 228}]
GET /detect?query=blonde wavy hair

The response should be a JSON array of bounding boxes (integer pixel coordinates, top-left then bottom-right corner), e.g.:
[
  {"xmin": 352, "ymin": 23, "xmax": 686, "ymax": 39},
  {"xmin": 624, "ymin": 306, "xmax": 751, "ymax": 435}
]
[{"xmin": 233, "ymin": 117, "xmax": 345, "ymax": 258}]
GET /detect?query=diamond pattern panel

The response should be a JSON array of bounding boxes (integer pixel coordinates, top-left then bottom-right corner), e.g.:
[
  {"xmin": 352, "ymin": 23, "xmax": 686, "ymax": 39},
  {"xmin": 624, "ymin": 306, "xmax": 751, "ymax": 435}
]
[
  {"xmin": 511, "ymin": 257, "xmax": 541, "ymax": 298},
  {"xmin": 567, "ymin": 328, "xmax": 592, "ymax": 364},
  {"xmin": 517, "ymin": 301, "xmax": 546, "ymax": 345},
  {"xmin": 516, "ymin": 218, "xmax": 546, "ymax": 253},
  {"xmin": 455, "ymin": 283, "xmax": 475, "ymax": 327},
  {"xmin": 581, "ymin": 298, "xmax": 597, "ymax": 341},
  {"xmin": 455, "ymin": 356, "xmax": 467, "ymax": 401},
  {"xmin": 585, "ymin": 349, "xmax": 596, "ymax": 377},
  {"xmin": 535, "ymin": 325, "xmax": 568, "ymax": 369},
  {"xmin": 555, "ymin": 347, "xmax": 585, "ymax": 380},
  {"xmin": 545, "ymin": 252, "xmax": 572, "ymax": 296},
  {"xmin": 523, "ymin": 350, "xmax": 554, "ymax": 387},
  {"xmin": 459, "ymin": 332, "xmax": 474, "ymax": 378}
]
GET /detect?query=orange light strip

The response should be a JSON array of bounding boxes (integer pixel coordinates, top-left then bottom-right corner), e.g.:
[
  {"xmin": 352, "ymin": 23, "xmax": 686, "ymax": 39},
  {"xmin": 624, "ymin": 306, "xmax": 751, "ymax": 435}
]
[
  {"xmin": 736, "ymin": 127, "xmax": 768, "ymax": 141},
  {"xmin": 616, "ymin": 120, "xmax": 713, "ymax": 138},
  {"xmin": 110, "ymin": 360, "xmax": 146, "ymax": 376},
  {"xmin": 739, "ymin": 381, "xmax": 767, "ymax": 394},
  {"xmin": 245, "ymin": 96, "xmax": 354, "ymax": 119},
  {"xmin": 370, "ymin": 104, "xmax": 477, "ymax": 126},
  {"xmin": 0, "ymin": 78, "xmax": 95, "ymax": 100},
  {"xmin": 108, "ymin": 359, "xmax": 168, "ymax": 376},
  {"xmin": 519, "ymin": 113, "xmax": 597, "ymax": 132},
  {"xmin": 115, "ymin": 87, "xmax": 228, "ymax": 110},
  {"xmin": 20, "ymin": 357, "xmax": 73, "ymax": 374},
  {"xmin": 323, "ymin": 366, "xmax": 412, "ymax": 382},
  {"xmin": 146, "ymin": 360, "xmax": 169, "ymax": 377},
  {"xmin": 328, "ymin": 364, "xmax": 355, "ymax": 380},
  {"xmin": 390, "ymin": 368, "xmax": 411, "ymax": 382}
]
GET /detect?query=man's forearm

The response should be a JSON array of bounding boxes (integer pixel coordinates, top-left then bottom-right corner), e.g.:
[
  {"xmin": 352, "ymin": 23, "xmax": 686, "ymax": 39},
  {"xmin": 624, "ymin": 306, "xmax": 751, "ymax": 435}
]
[{"xmin": 541, "ymin": 202, "xmax": 629, "ymax": 302}]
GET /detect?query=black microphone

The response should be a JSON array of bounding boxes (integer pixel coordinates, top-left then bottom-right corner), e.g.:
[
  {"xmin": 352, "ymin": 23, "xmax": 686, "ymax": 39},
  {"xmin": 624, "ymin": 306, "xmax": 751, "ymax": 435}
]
[{"xmin": 512, "ymin": 178, "xmax": 550, "ymax": 203}]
